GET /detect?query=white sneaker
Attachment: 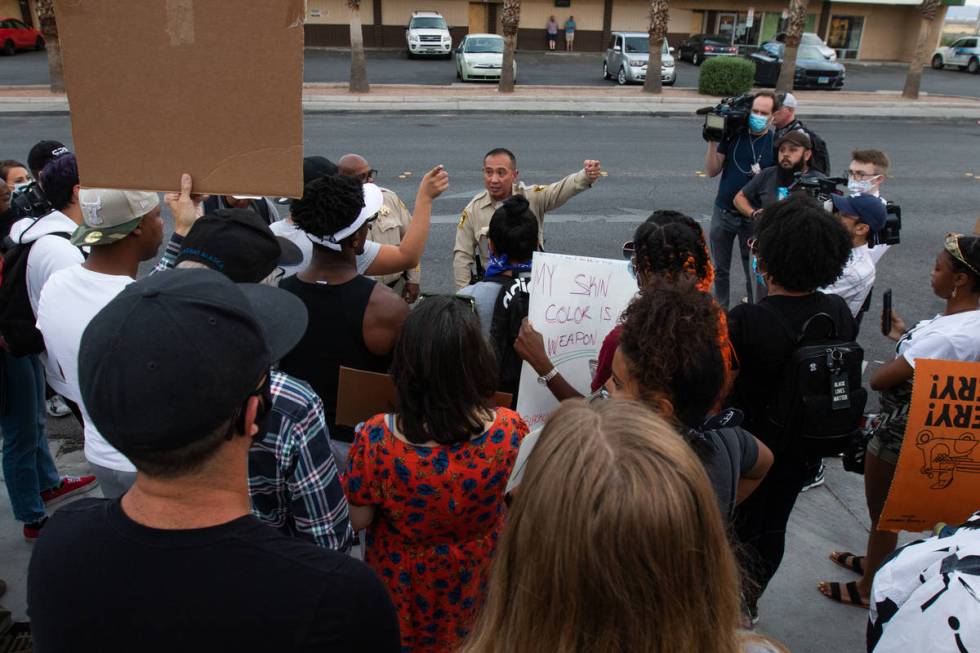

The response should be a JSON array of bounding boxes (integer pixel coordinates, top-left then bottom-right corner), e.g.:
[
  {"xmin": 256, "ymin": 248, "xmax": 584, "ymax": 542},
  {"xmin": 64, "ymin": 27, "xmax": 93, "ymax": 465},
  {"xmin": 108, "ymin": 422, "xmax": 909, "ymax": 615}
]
[{"xmin": 45, "ymin": 395, "xmax": 72, "ymax": 418}]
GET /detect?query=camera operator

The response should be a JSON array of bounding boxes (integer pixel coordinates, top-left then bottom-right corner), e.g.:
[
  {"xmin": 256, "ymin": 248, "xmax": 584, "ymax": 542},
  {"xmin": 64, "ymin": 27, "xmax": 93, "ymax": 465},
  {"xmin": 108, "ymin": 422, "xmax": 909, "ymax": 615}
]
[
  {"xmin": 820, "ymin": 194, "xmax": 888, "ymax": 320},
  {"xmin": 733, "ymin": 131, "xmax": 825, "ymax": 220},
  {"xmin": 773, "ymin": 93, "xmax": 830, "ymax": 175},
  {"xmin": 705, "ymin": 91, "xmax": 778, "ymax": 310}
]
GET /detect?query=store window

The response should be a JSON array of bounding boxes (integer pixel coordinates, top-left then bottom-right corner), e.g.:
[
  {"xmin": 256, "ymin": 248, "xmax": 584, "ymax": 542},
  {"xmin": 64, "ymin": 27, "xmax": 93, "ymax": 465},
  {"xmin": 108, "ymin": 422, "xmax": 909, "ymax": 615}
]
[{"xmin": 827, "ymin": 15, "xmax": 864, "ymax": 59}]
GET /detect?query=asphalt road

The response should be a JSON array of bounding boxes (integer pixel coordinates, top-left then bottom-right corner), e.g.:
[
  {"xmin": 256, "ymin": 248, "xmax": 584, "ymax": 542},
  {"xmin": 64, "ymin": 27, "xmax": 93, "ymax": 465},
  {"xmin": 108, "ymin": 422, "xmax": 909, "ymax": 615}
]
[
  {"xmin": 0, "ymin": 113, "xmax": 978, "ymax": 650},
  {"xmin": 3, "ymin": 48, "xmax": 979, "ymax": 96}
]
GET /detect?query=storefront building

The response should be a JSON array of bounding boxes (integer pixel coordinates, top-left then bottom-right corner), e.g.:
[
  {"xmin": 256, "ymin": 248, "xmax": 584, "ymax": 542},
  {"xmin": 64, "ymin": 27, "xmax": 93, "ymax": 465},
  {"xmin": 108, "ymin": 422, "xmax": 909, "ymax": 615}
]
[{"xmin": 303, "ymin": 0, "xmax": 958, "ymax": 62}]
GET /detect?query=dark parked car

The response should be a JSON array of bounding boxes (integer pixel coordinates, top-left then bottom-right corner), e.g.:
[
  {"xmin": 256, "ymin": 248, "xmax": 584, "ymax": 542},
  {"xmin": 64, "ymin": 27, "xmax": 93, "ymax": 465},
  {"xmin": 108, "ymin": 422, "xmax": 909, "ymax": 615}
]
[
  {"xmin": 677, "ymin": 34, "xmax": 737, "ymax": 66},
  {"xmin": 748, "ymin": 42, "xmax": 846, "ymax": 90}
]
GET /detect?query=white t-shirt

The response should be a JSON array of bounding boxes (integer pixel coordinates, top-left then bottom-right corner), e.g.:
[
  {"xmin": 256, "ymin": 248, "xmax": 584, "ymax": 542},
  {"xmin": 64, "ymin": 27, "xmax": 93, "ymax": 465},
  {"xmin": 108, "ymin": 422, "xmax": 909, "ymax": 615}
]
[
  {"xmin": 896, "ymin": 309, "xmax": 980, "ymax": 368},
  {"xmin": 821, "ymin": 244, "xmax": 877, "ymax": 317},
  {"xmin": 36, "ymin": 265, "xmax": 136, "ymax": 472},
  {"xmin": 270, "ymin": 219, "xmax": 381, "ymax": 278}
]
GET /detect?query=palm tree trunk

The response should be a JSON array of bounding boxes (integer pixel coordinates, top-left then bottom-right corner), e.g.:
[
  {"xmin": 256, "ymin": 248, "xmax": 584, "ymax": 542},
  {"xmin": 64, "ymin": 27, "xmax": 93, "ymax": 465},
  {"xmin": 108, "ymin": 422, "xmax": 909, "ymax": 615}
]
[
  {"xmin": 775, "ymin": 0, "xmax": 808, "ymax": 93},
  {"xmin": 348, "ymin": 1, "xmax": 370, "ymax": 93},
  {"xmin": 36, "ymin": 0, "xmax": 64, "ymax": 93},
  {"xmin": 902, "ymin": 0, "xmax": 941, "ymax": 99},
  {"xmin": 498, "ymin": 0, "xmax": 521, "ymax": 93},
  {"xmin": 642, "ymin": 0, "xmax": 669, "ymax": 94}
]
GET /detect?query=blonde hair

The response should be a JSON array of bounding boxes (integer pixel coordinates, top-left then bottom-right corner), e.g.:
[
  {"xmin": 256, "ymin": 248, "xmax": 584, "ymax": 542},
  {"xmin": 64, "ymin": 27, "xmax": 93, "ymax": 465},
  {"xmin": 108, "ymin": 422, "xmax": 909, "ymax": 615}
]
[{"xmin": 462, "ymin": 399, "xmax": 742, "ymax": 653}]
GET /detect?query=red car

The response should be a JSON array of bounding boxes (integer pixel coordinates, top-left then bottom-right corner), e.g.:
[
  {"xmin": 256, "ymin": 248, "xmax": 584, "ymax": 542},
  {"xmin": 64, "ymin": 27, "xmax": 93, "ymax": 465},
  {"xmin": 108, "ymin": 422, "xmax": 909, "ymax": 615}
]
[{"xmin": 0, "ymin": 17, "xmax": 44, "ymax": 56}]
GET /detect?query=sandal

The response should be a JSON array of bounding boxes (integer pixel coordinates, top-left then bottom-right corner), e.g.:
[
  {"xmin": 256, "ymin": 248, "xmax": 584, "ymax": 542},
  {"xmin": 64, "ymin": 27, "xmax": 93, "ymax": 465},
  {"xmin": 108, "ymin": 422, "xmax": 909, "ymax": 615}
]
[
  {"xmin": 829, "ymin": 551, "xmax": 865, "ymax": 575},
  {"xmin": 818, "ymin": 580, "xmax": 869, "ymax": 608}
]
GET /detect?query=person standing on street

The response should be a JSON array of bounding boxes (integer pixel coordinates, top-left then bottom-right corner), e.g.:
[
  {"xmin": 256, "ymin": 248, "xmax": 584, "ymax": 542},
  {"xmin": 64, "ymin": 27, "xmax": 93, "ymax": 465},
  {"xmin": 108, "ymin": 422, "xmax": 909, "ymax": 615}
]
[
  {"xmin": 733, "ymin": 130, "xmax": 824, "ymax": 219},
  {"xmin": 819, "ymin": 194, "xmax": 889, "ymax": 320},
  {"xmin": 28, "ymin": 269, "xmax": 401, "ymax": 652},
  {"xmin": 772, "ymin": 93, "xmax": 830, "ymax": 175},
  {"xmin": 546, "ymin": 16, "xmax": 558, "ymax": 50},
  {"xmin": 453, "ymin": 148, "xmax": 601, "ymax": 290},
  {"xmin": 36, "ymin": 188, "xmax": 164, "ymax": 499},
  {"xmin": 564, "ymin": 16, "xmax": 576, "ymax": 51},
  {"xmin": 704, "ymin": 91, "xmax": 779, "ymax": 310},
  {"xmin": 337, "ymin": 153, "xmax": 421, "ymax": 304}
]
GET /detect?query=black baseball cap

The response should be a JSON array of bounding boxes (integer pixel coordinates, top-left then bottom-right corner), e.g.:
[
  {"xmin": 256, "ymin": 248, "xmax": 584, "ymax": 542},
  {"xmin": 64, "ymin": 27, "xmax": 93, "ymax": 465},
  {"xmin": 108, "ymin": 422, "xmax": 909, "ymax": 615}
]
[
  {"xmin": 281, "ymin": 156, "xmax": 339, "ymax": 205},
  {"xmin": 176, "ymin": 208, "xmax": 303, "ymax": 283},
  {"xmin": 27, "ymin": 140, "xmax": 70, "ymax": 177},
  {"xmin": 78, "ymin": 268, "xmax": 308, "ymax": 456}
]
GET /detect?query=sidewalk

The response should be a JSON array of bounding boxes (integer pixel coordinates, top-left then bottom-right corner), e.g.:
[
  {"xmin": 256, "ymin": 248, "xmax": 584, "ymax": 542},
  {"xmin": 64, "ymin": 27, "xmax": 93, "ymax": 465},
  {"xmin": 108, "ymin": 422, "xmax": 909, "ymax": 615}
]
[{"xmin": 2, "ymin": 84, "xmax": 979, "ymax": 119}]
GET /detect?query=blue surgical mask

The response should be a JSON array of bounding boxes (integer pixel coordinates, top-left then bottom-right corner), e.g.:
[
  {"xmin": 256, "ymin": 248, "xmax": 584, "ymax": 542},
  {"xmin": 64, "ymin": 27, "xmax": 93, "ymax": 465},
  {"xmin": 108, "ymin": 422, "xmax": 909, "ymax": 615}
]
[
  {"xmin": 751, "ymin": 255, "xmax": 766, "ymax": 287},
  {"xmin": 748, "ymin": 114, "xmax": 770, "ymax": 133}
]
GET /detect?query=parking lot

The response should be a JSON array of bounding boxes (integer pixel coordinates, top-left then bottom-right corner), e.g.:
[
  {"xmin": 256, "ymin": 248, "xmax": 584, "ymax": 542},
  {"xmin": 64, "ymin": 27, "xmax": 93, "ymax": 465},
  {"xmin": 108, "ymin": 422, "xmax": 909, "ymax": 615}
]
[{"xmin": 2, "ymin": 47, "xmax": 978, "ymax": 96}]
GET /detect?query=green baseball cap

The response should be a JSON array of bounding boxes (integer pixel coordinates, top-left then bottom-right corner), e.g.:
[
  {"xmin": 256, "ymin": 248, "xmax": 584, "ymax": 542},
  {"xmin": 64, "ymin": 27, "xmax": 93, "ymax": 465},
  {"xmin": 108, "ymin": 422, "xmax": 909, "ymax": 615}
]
[{"xmin": 72, "ymin": 188, "xmax": 160, "ymax": 246}]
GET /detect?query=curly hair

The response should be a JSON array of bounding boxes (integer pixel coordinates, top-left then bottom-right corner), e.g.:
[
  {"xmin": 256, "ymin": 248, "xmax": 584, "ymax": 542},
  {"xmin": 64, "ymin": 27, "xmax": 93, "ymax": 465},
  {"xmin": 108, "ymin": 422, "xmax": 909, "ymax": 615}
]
[
  {"xmin": 755, "ymin": 195, "xmax": 852, "ymax": 293},
  {"xmin": 392, "ymin": 295, "xmax": 498, "ymax": 444},
  {"xmin": 488, "ymin": 196, "xmax": 538, "ymax": 261},
  {"xmin": 633, "ymin": 210, "xmax": 714, "ymax": 292},
  {"xmin": 290, "ymin": 174, "xmax": 364, "ymax": 241},
  {"xmin": 950, "ymin": 234, "xmax": 980, "ymax": 292},
  {"xmin": 618, "ymin": 281, "xmax": 726, "ymax": 430}
]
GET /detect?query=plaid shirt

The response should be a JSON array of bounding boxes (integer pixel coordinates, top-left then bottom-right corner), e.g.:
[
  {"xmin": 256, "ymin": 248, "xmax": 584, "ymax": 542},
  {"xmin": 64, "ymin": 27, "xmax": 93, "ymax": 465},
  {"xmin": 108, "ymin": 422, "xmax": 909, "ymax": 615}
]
[
  {"xmin": 154, "ymin": 237, "xmax": 352, "ymax": 551},
  {"xmin": 250, "ymin": 371, "xmax": 353, "ymax": 551}
]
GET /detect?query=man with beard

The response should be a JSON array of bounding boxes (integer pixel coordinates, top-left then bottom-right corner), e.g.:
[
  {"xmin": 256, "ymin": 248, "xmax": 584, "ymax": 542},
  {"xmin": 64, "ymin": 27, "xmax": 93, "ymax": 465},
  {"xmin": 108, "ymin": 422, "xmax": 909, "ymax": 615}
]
[{"xmin": 733, "ymin": 130, "xmax": 825, "ymax": 221}]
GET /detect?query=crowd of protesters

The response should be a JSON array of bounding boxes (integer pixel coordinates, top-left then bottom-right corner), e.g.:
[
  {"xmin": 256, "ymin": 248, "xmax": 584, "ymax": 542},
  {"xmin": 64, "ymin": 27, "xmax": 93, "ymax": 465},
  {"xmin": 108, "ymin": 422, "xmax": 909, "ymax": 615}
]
[{"xmin": 0, "ymin": 95, "xmax": 979, "ymax": 652}]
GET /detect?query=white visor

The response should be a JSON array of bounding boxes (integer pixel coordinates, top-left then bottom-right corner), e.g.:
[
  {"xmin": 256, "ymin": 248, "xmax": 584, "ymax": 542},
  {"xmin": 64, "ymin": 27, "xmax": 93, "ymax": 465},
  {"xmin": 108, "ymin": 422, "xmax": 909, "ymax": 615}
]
[{"xmin": 306, "ymin": 183, "xmax": 384, "ymax": 251}]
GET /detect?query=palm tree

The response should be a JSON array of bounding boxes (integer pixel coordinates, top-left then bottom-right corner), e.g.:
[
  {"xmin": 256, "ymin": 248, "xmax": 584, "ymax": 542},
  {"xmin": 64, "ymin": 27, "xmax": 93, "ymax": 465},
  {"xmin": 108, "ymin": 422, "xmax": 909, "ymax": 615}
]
[
  {"xmin": 348, "ymin": 0, "xmax": 369, "ymax": 93},
  {"xmin": 775, "ymin": 0, "xmax": 808, "ymax": 93},
  {"xmin": 498, "ymin": 0, "xmax": 521, "ymax": 92},
  {"xmin": 35, "ymin": 0, "xmax": 64, "ymax": 93},
  {"xmin": 902, "ymin": 0, "xmax": 943, "ymax": 99},
  {"xmin": 643, "ymin": 0, "xmax": 670, "ymax": 93}
]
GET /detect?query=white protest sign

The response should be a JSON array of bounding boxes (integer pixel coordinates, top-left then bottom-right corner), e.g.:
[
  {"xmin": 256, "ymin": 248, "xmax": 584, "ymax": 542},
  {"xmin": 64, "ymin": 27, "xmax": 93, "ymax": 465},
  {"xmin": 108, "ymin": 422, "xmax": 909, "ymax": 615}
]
[{"xmin": 516, "ymin": 252, "xmax": 638, "ymax": 430}]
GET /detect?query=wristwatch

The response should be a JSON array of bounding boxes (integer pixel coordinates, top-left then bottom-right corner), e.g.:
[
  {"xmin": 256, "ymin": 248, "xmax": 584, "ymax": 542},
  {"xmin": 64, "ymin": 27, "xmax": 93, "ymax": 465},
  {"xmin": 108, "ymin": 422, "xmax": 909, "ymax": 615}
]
[{"xmin": 537, "ymin": 368, "xmax": 559, "ymax": 385}]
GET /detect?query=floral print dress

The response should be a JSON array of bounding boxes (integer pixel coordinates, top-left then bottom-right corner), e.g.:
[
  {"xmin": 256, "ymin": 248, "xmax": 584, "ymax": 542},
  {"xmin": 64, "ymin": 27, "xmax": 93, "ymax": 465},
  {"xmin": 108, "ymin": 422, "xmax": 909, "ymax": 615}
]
[{"xmin": 344, "ymin": 408, "xmax": 528, "ymax": 653}]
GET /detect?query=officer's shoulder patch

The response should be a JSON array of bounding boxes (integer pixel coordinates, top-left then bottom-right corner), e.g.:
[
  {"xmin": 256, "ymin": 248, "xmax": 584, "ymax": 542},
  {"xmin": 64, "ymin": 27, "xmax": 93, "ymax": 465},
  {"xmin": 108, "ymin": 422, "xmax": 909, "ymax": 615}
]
[
  {"xmin": 457, "ymin": 209, "xmax": 468, "ymax": 229},
  {"xmin": 532, "ymin": 184, "xmax": 546, "ymax": 192}
]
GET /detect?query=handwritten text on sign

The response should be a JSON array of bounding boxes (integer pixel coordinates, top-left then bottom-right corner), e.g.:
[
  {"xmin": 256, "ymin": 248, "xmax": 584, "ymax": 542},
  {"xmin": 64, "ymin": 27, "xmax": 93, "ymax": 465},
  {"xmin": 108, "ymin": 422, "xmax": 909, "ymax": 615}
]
[
  {"xmin": 880, "ymin": 359, "xmax": 980, "ymax": 533},
  {"xmin": 516, "ymin": 252, "xmax": 637, "ymax": 430}
]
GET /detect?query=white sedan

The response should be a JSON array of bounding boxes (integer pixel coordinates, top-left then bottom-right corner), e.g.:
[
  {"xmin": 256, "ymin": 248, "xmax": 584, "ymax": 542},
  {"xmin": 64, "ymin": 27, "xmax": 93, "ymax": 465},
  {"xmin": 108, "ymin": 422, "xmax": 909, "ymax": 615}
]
[
  {"xmin": 931, "ymin": 36, "xmax": 979, "ymax": 74},
  {"xmin": 455, "ymin": 34, "xmax": 517, "ymax": 82}
]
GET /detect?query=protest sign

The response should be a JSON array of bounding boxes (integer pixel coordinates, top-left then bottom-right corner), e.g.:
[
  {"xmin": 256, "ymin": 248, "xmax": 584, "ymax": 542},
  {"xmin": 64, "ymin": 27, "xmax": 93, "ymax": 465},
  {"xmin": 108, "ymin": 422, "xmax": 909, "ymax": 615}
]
[
  {"xmin": 880, "ymin": 359, "xmax": 980, "ymax": 532},
  {"xmin": 336, "ymin": 367, "xmax": 513, "ymax": 428},
  {"xmin": 53, "ymin": 0, "xmax": 304, "ymax": 197},
  {"xmin": 515, "ymin": 252, "xmax": 637, "ymax": 429}
]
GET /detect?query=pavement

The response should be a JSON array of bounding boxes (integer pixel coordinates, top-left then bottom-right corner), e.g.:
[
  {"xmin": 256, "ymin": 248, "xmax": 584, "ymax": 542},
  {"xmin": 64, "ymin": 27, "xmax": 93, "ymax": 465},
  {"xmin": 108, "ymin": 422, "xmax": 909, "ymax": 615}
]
[
  {"xmin": 1, "ymin": 113, "xmax": 976, "ymax": 651},
  {"xmin": 1, "ymin": 82, "xmax": 980, "ymax": 120},
  {"xmin": 4, "ymin": 48, "xmax": 980, "ymax": 97}
]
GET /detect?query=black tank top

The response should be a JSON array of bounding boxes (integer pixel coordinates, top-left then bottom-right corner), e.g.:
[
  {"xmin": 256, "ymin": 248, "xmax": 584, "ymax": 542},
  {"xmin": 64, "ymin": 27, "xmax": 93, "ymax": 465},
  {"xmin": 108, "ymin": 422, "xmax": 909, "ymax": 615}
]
[{"xmin": 279, "ymin": 275, "xmax": 391, "ymax": 443}]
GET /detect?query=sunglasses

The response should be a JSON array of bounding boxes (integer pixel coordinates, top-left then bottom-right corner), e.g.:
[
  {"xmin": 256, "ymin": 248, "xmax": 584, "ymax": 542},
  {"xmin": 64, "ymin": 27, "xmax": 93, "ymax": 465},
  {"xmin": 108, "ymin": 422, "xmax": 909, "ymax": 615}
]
[{"xmin": 945, "ymin": 232, "xmax": 980, "ymax": 276}]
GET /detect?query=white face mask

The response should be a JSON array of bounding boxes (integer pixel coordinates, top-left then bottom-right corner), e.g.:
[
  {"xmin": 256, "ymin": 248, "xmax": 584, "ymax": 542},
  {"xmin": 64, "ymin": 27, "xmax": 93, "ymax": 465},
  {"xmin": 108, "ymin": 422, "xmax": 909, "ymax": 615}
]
[{"xmin": 847, "ymin": 177, "xmax": 879, "ymax": 196}]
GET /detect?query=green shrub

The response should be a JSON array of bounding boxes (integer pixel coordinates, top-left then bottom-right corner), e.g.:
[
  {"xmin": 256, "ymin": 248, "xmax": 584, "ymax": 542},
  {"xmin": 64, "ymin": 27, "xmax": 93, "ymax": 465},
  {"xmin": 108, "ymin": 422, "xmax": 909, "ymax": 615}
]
[{"xmin": 698, "ymin": 57, "xmax": 756, "ymax": 96}]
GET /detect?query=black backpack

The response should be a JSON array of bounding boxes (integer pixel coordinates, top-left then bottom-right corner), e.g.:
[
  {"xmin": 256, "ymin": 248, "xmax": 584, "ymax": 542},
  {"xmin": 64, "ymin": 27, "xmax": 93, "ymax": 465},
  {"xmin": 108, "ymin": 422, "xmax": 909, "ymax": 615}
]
[
  {"xmin": 0, "ymin": 232, "xmax": 71, "ymax": 357},
  {"xmin": 806, "ymin": 128, "xmax": 831, "ymax": 177},
  {"xmin": 762, "ymin": 305, "xmax": 867, "ymax": 457}
]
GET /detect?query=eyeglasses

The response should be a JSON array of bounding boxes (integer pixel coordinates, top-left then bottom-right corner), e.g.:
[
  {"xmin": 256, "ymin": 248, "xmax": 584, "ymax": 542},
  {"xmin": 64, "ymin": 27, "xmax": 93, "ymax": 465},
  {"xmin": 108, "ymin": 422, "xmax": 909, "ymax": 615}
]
[
  {"xmin": 846, "ymin": 169, "xmax": 879, "ymax": 181},
  {"xmin": 945, "ymin": 232, "xmax": 980, "ymax": 276},
  {"xmin": 417, "ymin": 292, "xmax": 477, "ymax": 313}
]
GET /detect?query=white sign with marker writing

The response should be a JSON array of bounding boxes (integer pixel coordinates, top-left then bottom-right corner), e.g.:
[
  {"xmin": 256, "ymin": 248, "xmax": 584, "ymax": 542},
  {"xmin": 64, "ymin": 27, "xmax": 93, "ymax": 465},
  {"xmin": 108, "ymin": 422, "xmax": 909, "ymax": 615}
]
[{"xmin": 515, "ymin": 252, "xmax": 638, "ymax": 430}]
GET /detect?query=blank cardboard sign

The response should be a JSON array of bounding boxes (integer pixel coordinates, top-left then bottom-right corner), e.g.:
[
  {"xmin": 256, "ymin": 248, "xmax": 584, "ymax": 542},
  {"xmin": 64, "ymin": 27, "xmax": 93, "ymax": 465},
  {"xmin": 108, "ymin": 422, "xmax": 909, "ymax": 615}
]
[{"xmin": 53, "ymin": 0, "xmax": 304, "ymax": 197}]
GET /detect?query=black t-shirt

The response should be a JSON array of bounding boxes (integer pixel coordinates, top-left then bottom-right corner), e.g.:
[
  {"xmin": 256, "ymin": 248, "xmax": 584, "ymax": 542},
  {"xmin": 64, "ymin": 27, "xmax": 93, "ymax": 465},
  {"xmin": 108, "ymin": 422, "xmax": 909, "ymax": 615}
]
[
  {"xmin": 695, "ymin": 426, "xmax": 759, "ymax": 518},
  {"xmin": 28, "ymin": 498, "xmax": 400, "ymax": 653},
  {"xmin": 727, "ymin": 292, "xmax": 856, "ymax": 448}
]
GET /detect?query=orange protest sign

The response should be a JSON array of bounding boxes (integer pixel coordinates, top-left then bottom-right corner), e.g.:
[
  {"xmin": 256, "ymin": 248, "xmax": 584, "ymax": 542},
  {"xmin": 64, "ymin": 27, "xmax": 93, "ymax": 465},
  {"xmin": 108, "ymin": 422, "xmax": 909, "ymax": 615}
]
[{"xmin": 879, "ymin": 359, "xmax": 980, "ymax": 533}]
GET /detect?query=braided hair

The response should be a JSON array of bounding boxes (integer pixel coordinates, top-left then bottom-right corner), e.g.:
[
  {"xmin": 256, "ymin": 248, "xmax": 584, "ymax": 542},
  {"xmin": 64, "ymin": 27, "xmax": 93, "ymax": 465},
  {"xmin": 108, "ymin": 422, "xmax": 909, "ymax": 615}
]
[
  {"xmin": 633, "ymin": 210, "xmax": 714, "ymax": 292},
  {"xmin": 290, "ymin": 174, "xmax": 364, "ymax": 242}
]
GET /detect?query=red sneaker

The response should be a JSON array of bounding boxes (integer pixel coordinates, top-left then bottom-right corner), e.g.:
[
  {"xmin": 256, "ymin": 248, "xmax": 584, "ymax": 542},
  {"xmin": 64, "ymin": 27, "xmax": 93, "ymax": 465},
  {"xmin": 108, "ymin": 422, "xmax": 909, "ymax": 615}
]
[
  {"xmin": 24, "ymin": 517, "xmax": 48, "ymax": 543},
  {"xmin": 40, "ymin": 475, "xmax": 98, "ymax": 508}
]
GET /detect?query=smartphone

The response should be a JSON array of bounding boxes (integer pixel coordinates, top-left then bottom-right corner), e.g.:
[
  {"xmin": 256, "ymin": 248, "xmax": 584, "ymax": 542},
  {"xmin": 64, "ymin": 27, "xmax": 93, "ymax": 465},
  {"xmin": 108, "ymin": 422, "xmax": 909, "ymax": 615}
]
[{"xmin": 881, "ymin": 289, "xmax": 893, "ymax": 337}]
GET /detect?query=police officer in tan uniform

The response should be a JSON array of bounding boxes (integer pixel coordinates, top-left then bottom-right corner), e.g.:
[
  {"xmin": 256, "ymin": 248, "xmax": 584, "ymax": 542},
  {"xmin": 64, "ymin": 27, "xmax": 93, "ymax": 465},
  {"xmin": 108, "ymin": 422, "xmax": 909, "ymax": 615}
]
[
  {"xmin": 453, "ymin": 148, "xmax": 602, "ymax": 290},
  {"xmin": 338, "ymin": 154, "xmax": 421, "ymax": 304}
]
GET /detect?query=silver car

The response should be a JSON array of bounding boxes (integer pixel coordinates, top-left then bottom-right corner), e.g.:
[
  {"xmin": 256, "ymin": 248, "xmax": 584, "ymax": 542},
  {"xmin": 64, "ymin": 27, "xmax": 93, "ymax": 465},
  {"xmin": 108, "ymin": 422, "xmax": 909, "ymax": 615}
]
[{"xmin": 603, "ymin": 32, "xmax": 675, "ymax": 86}]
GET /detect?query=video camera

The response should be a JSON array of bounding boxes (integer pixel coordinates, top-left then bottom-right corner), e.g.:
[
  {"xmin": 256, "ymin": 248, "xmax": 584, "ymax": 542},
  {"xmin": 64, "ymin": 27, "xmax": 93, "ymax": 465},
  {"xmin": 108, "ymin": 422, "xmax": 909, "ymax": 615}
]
[
  {"xmin": 696, "ymin": 94, "xmax": 754, "ymax": 142},
  {"xmin": 788, "ymin": 174, "xmax": 901, "ymax": 249},
  {"xmin": 8, "ymin": 181, "xmax": 52, "ymax": 221}
]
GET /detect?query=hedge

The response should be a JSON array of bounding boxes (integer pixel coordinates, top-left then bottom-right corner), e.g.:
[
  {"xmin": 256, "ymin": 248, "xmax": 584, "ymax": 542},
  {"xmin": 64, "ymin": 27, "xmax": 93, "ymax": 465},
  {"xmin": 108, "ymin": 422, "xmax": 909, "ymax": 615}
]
[{"xmin": 698, "ymin": 57, "xmax": 756, "ymax": 96}]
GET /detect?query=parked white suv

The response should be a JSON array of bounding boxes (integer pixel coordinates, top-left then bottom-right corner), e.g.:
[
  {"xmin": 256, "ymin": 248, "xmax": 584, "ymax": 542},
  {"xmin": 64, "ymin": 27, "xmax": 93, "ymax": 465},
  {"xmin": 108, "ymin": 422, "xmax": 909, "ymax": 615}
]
[
  {"xmin": 406, "ymin": 11, "xmax": 452, "ymax": 59},
  {"xmin": 931, "ymin": 36, "xmax": 979, "ymax": 74}
]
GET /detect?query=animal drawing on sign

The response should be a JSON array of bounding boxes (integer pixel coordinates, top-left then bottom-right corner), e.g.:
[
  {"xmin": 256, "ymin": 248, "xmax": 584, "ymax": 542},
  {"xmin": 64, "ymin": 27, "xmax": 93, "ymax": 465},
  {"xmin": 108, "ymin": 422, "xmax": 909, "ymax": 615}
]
[{"xmin": 915, "ymin": 430, "xmax": 980, "ymax": 489}]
